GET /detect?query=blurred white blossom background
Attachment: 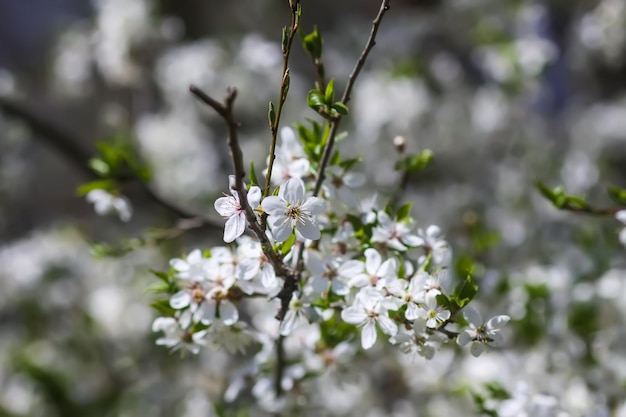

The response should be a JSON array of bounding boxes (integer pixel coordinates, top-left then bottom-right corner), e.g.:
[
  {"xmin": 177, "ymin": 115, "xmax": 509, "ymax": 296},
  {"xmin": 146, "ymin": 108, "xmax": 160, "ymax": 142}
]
[{"xmin": 1, "ymin": 0, "xmax": 626, "ymax": 416}]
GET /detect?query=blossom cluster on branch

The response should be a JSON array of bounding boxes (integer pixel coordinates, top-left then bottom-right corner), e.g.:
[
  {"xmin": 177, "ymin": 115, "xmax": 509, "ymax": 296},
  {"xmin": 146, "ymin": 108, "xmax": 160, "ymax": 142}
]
[{"xmin": 81, "ymin": 0, "xmax": 512, "ymax": 410}]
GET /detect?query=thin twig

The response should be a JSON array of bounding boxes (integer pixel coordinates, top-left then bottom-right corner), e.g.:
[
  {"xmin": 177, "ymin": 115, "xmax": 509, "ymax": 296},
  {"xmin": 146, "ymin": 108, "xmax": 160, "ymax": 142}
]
[
  {"xmin": 312, "ymin": 0, "xmax": 391, "ymax": 196},
  {"xmin": 274, "ymin": 335, "xmax": 286, "ymax": 398},
  {"xmin": 0, "ymin": 96, "xmax": 223, "ymax": 230},
  {"xmin": 189, "ymin": 85, "xmax": 294, "ymax": 281},
  {"xmin": 263, "ymin": 1, "xmax": 301, "ymax": 199},
  {"xmin": 558, "ymin": 205, "xmax": 621, "ymax": 217},
  {"xmin": 0, "ymin": 97, "xmax": 94, "ymax": 178}
]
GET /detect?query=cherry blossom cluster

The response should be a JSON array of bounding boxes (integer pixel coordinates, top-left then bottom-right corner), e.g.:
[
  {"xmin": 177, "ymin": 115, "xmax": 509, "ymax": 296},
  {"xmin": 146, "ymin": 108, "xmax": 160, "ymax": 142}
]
[{"xmin": 150, "ymin": 126, "xmax": 510, "ymax": 370}]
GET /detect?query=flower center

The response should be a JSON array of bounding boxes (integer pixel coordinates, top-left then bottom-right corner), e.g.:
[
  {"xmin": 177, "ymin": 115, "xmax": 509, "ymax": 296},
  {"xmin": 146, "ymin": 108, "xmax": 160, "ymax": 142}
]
[
  {"xmin": 286, "ymin": 204, "xmax": 304, "ymax": 222},
  {"xmin": 191, "ymin": 287, "xmax": 206, "ymax": 303}
]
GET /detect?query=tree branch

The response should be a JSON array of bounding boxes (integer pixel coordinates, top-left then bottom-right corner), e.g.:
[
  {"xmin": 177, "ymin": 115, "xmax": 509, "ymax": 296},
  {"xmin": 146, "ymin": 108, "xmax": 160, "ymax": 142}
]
[
  {"xmin": 0, "ymin": 96, "xmax": 223, "ymax": 231},
  {"xmin": 313, "ymin": 0, "xmax": 391, "ymax": 196},
  {"xmin": 189, "ymin": 85, "xmax": 295, "ymax": 288}
]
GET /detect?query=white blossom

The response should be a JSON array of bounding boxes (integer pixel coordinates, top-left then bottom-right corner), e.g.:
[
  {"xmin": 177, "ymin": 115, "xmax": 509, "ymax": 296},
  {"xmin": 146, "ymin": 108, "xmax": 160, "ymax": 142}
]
[
  {"xmin": 86, "ymin": 189, "xmax": 132, "ymax": 222},
  {"xmin": 457, "ymin": 306, "xmax": 510, "ymax": 357},
  {"xmin": 214, "ymin": 175, "xmax": 261, "ymax": 243},
  {"xmin": 305, "ymin": 250, "xmax": 350, "ymax": 296},
  {"xmin": 345, "ymin": 248, "xmax": 398, "ymax": 288},
  {"xmin": 414, "ymin": 295, "xmax": 450, "ymax": 329},
  {"xmin": 264, "ymin": 126, "xmax": 311, "ymax": 184},
  {"xmin": 169, "ymin": 249, "xmax": 208, "ymax": 281},
  {"xmin": 414, "ymin": 225, "xmax": 450, "ymax": 265},
  {"xmin": 261, "ymin": 178, "xmax": 326, "ymax": 242},
  {"xmin": 372, "ymin": 211, "xmax": 422, "ymax": 251},
  {"xmin": 340, "ymin": 287, "xmax": 398, "ymax": 349},
  {"xmin": 152, "ymin": 312, "xmax": 206, "ymax": 354}
]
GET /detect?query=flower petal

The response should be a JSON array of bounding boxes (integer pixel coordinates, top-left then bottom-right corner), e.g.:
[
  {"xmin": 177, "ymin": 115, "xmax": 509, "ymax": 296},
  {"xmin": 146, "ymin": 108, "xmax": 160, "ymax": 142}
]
[
  {"xmin": 341, "ymin": 306, "xmax": 365, "ymax": 325},
  {"xmin": 280, "ymin": 178, "xmax": 304, "ymax": 204},
  {"xmin": 364, "ymin": 248, "xmax": 382, "ymax": 275},
  {"xmin": 268, "ymin": 216, "xmax": 293, "ymax": 242},
  {"xmin": 463, "ymin": 306, "xmax": 483, "ymax": 328},
  {"xmin": 170, "ymin": 291, "xmax": 191, "ymax": 309},
  {"xmin": 377, "ymin": 315, "xmax": 398, "ymax": 337},
  {"xmin": 486, "ymin": 314, "xmax": 510, "ymax": 330},
  {"xmin": 361, "ymin": 321, "xmax": 377, "ymax": 349},
  {"xmin": 296, "ymin": 217, "xmax": 321, "ymax": 240},
  {"xmin": 261, "ymin": 196, "xmax": 285, "ymax": 216},
  {"xmin": 219, "ymin": 301, "xmax": 239, "ymax": 326},
  {"xmin": 456, "ymin": 330, "xmax": 473, "ymax": 346},
  {"xmin": 214, "ymin": 196, "xmax": 237, "ymax": 217},
  {"xmin": 405, "ymin": 303, "xmax": 420, "ymax": 321},
  {"xmin": 223, "ymin": 213, "xmax": 246, "ymax": 243},
  {"xmin": 338, "ymin": 260, "xmax": 364, "ymax": 277},
  {"xmin": 302, "ymin": 197, "xmax": 326, "ymax": 215},
  {"xmin": 470, "ymin": 341, "xmax": 486, "ymax": 357},
  {"xmin": 247, "ymin": 186, "xmax": 262, "ymax": 208},
  {"xmin": 170, "ymin": 258, "xmax": 190, "ymax": 272}
]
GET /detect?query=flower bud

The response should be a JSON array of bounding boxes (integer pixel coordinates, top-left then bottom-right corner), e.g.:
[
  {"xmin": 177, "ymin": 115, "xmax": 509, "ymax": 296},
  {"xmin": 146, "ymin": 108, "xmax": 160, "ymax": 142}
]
[{"xmin": 393, "ymin": 135, "xmax": 406, "ymax": 153}]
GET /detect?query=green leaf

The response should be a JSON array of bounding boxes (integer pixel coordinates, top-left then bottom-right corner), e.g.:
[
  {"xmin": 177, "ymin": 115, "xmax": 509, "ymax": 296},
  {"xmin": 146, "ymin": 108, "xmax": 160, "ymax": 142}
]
[
  {"xmin": 396, "ymin": 202, "xmax": 412, "ymax": 221},
  {"xmin": 534, "ymin": 181, "xmax": 591, "ymax": 210},
  {"xmin": 332, "ymin": 102, "xmax": 349, "ymax": 116},
  {"xmin": 145, "ymin": 281, "xmax": 170, "ymax": 294},
  {"xmin": 436, "ymin": 293, "xmax": 450, "ymax": 310},
  {"xmin": 76, "ymin": 179, "xmax": 114, "ymax": 196},
  {"xmin": 307, "ymin": 89, "xmax": 325, "ymax": 111},
  {"xmin": 281, "ymin": 26, "xmax": 289, "ymax": 54},
  {"xmin": 451, "ymin": 274, "xmax": 478, "ymax": 309},
  {"xmin": 249, "ymin": 161, "xmax": 259, "ymax": 187},
  {"xmin": 88, "ymin": 158, "xmax": 110, "ymax": 176},
  {"xmin": 484, "ymin": 381, "xmax": 511, "ymax": 400},
  {"xmin": 338, "ymin": 157, "xmax": 361, "ymax": 170},
  {"xmin": 335, "ymin": 131, "xmax": 348, "ymax": 143},
  {"xmin": 324, "ymin": 78, "xmax": 335, "ymax": 105},
  {"xmin": 96, "ymin": 142, "xmax": 125, "ymax": 171},
  {"xmin": 150, "ymin": 269, "xmax": 170, "ymax": 283},
  {"xmin": 409, "ymin": 150, "xmax": 434, "ymax": 172},
  {"xmin": 302, "ymin": 25, "xmax": 323, "ymax": 59},
  {"xmin": 268, "ymin": 101, "xmax": 276, "ymax": 128},
  {"xmin": 279, "ymin": 232, "xmax": 296, "ymax": 256},
  {"xmin": 151, "ymin": 299, "xmax": 176, "ymax": 316},
  {"xmin": 565, "ymin": 195, "xmax": 590, "ymax": 210},
  {"xmin": 282, "ymin": 70, "xmax": 290, "ymax": 100},
  {"xmin": 534, "ymin": 181, "xmax": 565, "ymax": 207},
  {"xmin": 608, "ymin": 185, "xmax": 626, "ymax": 205}
]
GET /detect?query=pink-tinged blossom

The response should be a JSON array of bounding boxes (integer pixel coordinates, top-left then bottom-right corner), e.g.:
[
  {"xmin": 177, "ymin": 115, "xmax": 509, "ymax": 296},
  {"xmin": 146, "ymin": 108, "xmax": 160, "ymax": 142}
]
[
  {"xmin": 261, "ymin": 178, "xmax": 326, "ymax": 242},
  {"xmin": 203, "ymin": 262, "xmax": 238, "ymax": 325},
  {"xmin": 214, "ymin": 175, "xmax": 261, "ymax": 243},
  {"xmin": 340, "ymin": 287, "xmax": 398, "ymax": 350},
  {"xmin": 457, "ymin": 306, "xmax": 510, "ymax": 357}
]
